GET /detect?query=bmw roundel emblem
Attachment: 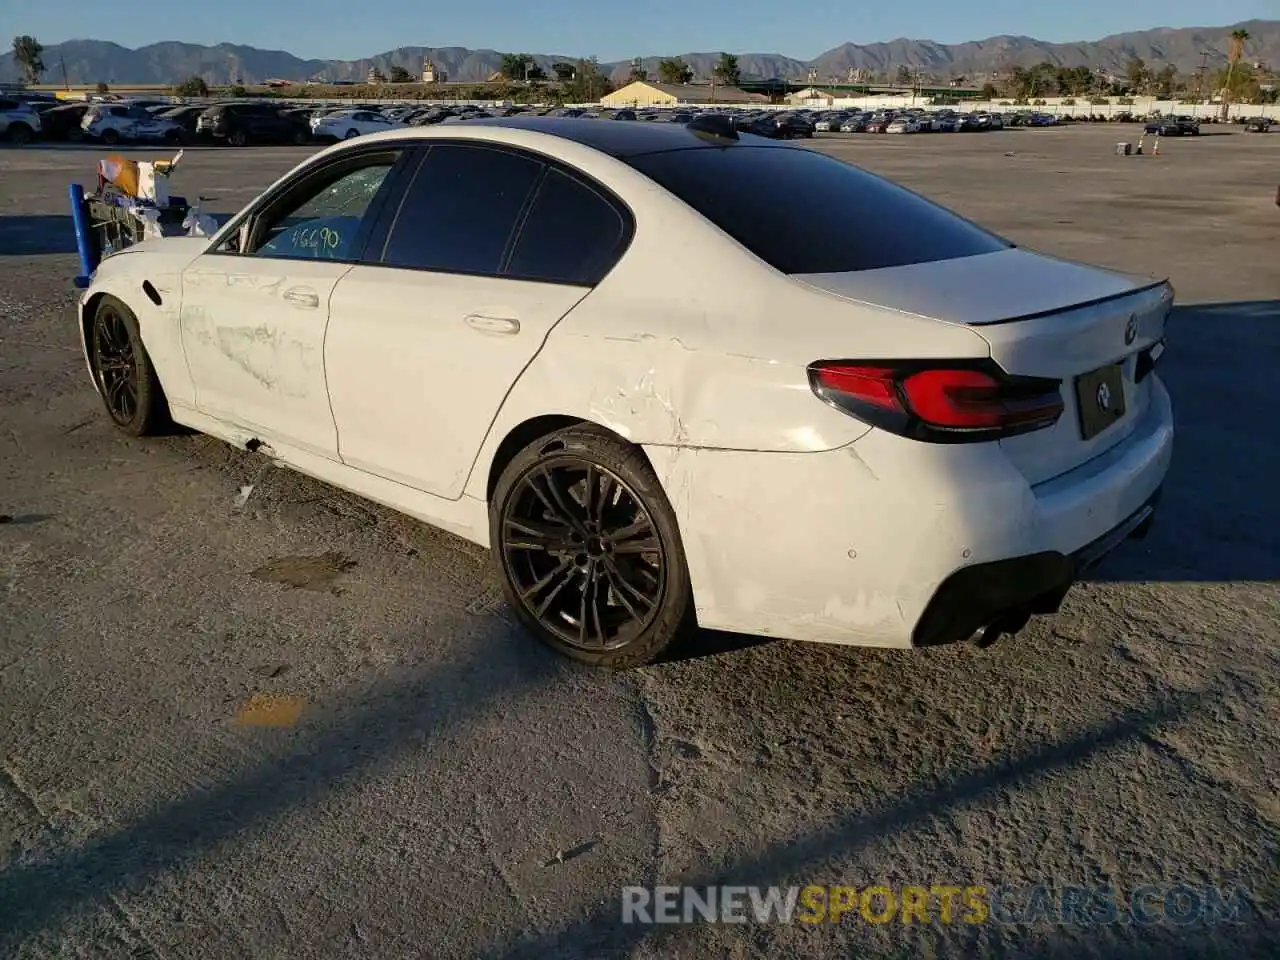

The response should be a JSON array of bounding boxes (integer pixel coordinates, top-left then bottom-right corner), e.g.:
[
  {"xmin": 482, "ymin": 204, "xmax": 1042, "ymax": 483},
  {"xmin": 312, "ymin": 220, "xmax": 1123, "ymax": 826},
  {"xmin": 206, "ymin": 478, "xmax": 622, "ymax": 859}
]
[
  {"xmin": 1096, "ymin": 382, "xmax": 1112, "ymax": 411},
  {"xmin": 1124, "ymin": 315, "xmax": 1138, "ymax": 346}
]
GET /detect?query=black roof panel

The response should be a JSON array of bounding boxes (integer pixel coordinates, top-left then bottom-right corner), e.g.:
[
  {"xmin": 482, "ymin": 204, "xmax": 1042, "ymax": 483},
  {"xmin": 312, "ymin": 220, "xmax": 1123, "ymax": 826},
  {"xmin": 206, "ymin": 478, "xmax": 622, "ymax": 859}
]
[{"xmin": 463, "ymin": 115, "xmax": 784, "ymax": 158}]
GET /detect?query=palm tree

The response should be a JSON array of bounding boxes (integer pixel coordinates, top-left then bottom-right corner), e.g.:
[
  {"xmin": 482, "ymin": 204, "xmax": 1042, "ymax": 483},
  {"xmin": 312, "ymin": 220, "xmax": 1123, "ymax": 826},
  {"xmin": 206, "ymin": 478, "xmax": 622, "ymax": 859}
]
[{"xmin": 1221, "ymin": 28, "xmax": 1250, "ymax": 119}]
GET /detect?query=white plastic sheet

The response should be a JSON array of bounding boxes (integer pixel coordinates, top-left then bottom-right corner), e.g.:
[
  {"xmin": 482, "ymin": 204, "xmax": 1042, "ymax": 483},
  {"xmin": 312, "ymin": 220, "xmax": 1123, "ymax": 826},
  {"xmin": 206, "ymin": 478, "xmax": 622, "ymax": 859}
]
[{"xmin": 183, "ymin": 204, "xmax": 219, "ymax": 238}]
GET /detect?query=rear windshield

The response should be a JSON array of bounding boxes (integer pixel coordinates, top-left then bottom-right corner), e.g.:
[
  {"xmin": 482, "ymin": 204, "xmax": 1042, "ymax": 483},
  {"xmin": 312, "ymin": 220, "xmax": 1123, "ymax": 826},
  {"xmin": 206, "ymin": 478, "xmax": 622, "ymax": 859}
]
[{"xmin": 625, "ymin": 146, "xmax": 1011, "ymax": 275}]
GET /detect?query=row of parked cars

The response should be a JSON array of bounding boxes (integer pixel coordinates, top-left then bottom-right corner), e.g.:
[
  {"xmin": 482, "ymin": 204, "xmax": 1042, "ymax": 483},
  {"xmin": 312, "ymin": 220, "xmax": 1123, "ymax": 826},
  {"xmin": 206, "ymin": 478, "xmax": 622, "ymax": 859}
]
[{"xmin": 5, "ymin": 93, "xmax": 1275, "ymax": 147}]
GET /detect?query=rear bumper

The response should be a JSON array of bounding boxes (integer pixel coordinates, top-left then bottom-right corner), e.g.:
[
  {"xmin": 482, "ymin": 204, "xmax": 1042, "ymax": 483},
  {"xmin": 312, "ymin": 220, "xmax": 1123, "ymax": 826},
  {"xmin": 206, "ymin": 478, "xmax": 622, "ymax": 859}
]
[
  {"xmin": 912, "ymin": 488, "xmax": 1160, "ymax": 647},
  {"xmin": 645, "ymin": 375, "xmax": 1173, "ymax": 649}
]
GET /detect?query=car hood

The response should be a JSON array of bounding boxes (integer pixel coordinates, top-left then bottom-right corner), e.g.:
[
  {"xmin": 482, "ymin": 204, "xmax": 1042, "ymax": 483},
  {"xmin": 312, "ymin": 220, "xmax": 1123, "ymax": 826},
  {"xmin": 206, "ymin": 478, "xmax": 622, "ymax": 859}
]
[{"xmin": 93, "ymin": 235, "xmax": 211, "ymax": 279}]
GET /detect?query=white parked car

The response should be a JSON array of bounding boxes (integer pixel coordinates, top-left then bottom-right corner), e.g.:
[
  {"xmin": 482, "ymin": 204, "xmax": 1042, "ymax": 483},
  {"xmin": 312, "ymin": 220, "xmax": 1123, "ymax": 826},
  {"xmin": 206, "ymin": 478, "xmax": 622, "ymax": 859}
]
[
  {"xmin": 886, "ymin": 117, "xmax": 921, "ymax": 134},
  {"xmin": 0, "ymin": 96, "xmax": 42, "ymax": 143},
  {"xmin": 76, "ymin": 116, "xmax": 1173, "ymax": 667},
  {"xmin": 82, "ymin": 103, "xmax": 186, "ymax": 145},
  {"xmin": 310, "ymin": 109, "xmax": 406, "ymax": 141}
]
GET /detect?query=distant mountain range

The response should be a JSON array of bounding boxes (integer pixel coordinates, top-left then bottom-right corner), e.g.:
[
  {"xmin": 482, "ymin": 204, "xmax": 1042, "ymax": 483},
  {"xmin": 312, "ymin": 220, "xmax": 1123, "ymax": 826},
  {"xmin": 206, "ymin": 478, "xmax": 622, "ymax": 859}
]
[{"xmin": 2, "ymin": 20, "xmax": 1275, "ymax": 87}]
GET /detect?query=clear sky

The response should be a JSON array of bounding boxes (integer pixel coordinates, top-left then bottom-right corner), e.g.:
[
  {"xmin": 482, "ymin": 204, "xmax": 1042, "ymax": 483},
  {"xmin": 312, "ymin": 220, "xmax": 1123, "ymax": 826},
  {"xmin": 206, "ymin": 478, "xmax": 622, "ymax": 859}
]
[{"xmin": 6, "ymin": 0, "xmax": 1272, "ymax": 62}]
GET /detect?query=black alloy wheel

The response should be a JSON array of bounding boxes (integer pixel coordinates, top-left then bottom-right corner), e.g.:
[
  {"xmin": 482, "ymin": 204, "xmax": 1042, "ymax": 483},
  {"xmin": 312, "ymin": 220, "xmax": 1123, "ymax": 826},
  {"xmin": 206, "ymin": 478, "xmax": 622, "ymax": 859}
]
[
  {"xmin": 93, "ymin": 303, "xmax": 138, "ymax": 425},
  {"xmin": 89, "ymin": 296, "xmax": 168, "ymax": 436},
  {"xmin": 228, "ymin": 129, "xmax": 247, "ymax": 147},
  {"xmin": 492, "ymin": 426, "xmax": 694, "ymax": 667}
]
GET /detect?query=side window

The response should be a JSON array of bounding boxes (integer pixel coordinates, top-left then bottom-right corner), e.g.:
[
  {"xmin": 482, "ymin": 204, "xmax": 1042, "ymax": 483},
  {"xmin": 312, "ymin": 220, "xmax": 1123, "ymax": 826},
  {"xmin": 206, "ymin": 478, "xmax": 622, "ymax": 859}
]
[
  {"xmin": 505, "ymin": 169, "xmax": 628, "ymax": 285},
  {"xmin": 249, "ymin": 158, "xmax": 397, "ymax": 261},
  {"xmin": 379, "ymin": 144, "xmax": 543, "ymax": 275}
]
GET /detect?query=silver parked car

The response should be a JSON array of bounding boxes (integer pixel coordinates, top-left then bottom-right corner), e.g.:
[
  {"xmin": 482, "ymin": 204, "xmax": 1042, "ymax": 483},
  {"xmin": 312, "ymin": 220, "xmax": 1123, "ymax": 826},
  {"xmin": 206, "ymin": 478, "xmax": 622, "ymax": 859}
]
[{"xmin": 0, "ymin": 97, "xmax": 42, "ymax": 144}]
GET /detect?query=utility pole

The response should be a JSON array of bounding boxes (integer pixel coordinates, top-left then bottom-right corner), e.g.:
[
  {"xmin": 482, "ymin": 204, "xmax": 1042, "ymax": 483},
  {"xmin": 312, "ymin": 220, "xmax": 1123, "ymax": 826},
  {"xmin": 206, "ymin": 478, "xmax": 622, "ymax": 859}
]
[{"xmin": 1193, "ymin": 50, "xmax": 1209, "ymax": 102}]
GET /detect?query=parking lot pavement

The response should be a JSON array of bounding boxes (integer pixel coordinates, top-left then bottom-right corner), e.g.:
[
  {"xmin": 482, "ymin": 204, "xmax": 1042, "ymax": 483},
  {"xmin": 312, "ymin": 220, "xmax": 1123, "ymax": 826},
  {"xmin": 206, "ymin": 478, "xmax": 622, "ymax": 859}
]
[{"xmin": 1, "ymin": 126, "xmax": 1278, "ymax": 958}]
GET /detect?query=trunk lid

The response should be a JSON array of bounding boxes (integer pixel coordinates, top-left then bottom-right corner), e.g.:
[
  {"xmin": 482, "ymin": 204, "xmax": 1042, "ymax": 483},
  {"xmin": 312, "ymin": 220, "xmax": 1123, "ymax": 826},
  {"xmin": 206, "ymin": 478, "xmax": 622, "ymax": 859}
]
[{"xmin": 795, "ymin": 248, "xmax": 1174, "ymax": 485}]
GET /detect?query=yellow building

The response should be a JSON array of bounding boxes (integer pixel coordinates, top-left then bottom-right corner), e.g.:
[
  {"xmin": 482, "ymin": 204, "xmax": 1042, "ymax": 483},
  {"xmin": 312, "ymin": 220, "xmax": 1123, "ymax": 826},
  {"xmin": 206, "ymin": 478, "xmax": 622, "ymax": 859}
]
[{"xmin": 600, "ymin": 80, "xmax": 767, "ymax": 108}]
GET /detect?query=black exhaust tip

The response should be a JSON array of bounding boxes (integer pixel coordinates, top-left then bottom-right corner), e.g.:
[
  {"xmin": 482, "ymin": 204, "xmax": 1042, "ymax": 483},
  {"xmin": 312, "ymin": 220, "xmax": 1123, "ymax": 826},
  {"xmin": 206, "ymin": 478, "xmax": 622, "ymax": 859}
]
[{"xmin": 973, "ymin": 609, "xmax": 1032, "ymax": 648}]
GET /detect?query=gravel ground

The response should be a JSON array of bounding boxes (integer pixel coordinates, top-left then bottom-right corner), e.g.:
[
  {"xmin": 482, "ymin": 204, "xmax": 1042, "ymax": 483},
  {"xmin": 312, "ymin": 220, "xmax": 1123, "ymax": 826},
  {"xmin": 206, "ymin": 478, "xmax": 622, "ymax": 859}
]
[{"xmin": 0, "ymin": 125, "xmax": 1277, "ymax": 959}]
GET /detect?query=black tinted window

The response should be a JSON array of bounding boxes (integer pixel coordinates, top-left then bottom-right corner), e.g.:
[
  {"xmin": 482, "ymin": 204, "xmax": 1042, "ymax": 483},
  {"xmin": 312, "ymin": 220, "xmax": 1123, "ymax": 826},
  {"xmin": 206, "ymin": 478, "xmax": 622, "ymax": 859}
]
[
  {"xmin": 506, "ymin": 169, "xmax": 628, "ymax": 285},
  {"xmin": 626, "ymin": 146, "xmax": 1010, "ymax": 274},
  {"xmin": 380, "ymin": 145, "xmax": 543, "ymax": 275}
]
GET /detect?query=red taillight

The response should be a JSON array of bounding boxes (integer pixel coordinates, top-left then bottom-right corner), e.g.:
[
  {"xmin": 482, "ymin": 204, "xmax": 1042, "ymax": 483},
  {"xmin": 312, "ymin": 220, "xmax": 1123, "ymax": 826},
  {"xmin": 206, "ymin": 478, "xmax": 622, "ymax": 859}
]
[
  {"xmin": 809, "ymin": 361, "xmax": 1064, "ymax": 442},
  {"xmin": 812, "ymin": 365, "xmax": 900, "ymax": 411}
]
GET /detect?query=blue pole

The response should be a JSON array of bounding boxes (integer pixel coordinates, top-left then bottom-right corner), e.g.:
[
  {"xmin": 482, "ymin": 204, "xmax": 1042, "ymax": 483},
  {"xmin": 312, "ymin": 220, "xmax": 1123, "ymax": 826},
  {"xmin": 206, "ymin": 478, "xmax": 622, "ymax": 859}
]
[{"xmin": 69, "ymin": 182, "xmax": 96, "ymax": 288}]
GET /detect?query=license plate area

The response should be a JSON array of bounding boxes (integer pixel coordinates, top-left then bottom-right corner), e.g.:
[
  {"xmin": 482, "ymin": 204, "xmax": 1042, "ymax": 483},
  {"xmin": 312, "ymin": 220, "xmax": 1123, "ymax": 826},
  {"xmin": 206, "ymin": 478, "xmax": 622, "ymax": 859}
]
[{"xmin": 1075, "ymin": 362, "xmax": 1127, "ymax": 440}]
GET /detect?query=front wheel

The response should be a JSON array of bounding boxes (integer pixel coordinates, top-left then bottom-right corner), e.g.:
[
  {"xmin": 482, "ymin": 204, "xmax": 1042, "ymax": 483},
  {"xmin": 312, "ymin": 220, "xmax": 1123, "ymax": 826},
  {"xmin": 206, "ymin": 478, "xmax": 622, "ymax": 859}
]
[
  {"xmin": 89, "ymin": 296, "xmax": 169, "ymax": 436},
  {"xmin": 101, "ymin": 128, "xmax": 120, "ymax": 145},
  {"xmin": 491, "ymin": 425, "xmax": 695, "ymax": 668},
  {"xmin": 227, "ymin": 129, "xmax": 247, "ymax": 147},
  {"xmin": 6, "ymin": 123, "xmax": 32, "ymax": 145}
]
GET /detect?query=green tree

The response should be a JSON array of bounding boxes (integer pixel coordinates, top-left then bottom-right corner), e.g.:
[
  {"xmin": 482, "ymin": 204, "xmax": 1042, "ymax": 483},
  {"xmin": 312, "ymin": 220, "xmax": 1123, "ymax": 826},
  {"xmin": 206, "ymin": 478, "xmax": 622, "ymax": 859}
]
[
  {"xmin": 657, "ymin": 57, "xmax": 692, "ymax": 84},
  {"xmin": 895, "ymin": 64, "xmax": 912, "ymax": 85},
  {"xmin": 551, "ymin": 61, "xmax": 576, "ymax": 82},
  {"xmin": 1125, "ymin": 56, "xmax": 1149, "ymax": 94},
  {"xmin": 1055, "ymin": 65, "xmax": 1093, "ymax": 96},
  {"xmin": 980, "ymin": 81, "xmax": 999, "ymax": 100},
  {"xmin": 499, "ymin": 53, "xmax": 529, "ymax": 80},
  {"xmin": 525, "ymin": 60, "xmax": 546, "ymax": 82},
  {"xmin": 227, "ymin": 84, "xmax": 247, "ymax": 98},
  {"xmin": 1221, "ymin": 28, "xmax": 1252, "ymax": 118},
  {"xmin": 1006, "ymin": 65, "xmax": 1030, "ymax": 97},
  {"xmin": 628, "ymin": 63, "xmax": 648, "ymax": 82},
  {"xmin": 175, "ymin": 75, "xmax": 209, "ymax": 97},
  {"xmin": 567, "ymin": 56, "xmax": 612, "ymax": 101},
  {"xmin": 389, "ymin": 65, "xmax": 412, "ymax": 83},
  {"xmin": 1217, "ymin": 62, "xmax": 1259, "ymax": 102},
  {"xmin": 712, "ymin": 52, "xmax": 740, "ymax": 86},
  {"xmin": 11, "ymin": 35, "xmax": 45, "ymax": 85},
  {"xmin": 1154, "ymin": 63, "xmax": 1179, "ymax": 99}
]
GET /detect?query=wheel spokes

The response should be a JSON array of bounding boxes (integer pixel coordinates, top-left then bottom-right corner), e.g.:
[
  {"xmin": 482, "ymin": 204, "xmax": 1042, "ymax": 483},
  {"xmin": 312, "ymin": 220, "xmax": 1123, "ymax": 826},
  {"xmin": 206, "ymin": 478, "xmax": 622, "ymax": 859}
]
[
  {"xmin": 94, "ymin": 310, "xmax": 139, "ymax": 422},
  {"xmin": 578, "ymin": 561, "xmax": 609, "ymax": 648},
  {"xmin": 503, "ymin": 517, "xmax": 574, "ymax": 553},
  {"xmin": 601, "ymin": 555, "xmax": 658, "ymax": 616},
  {"xmin": 522, "ymin": 557, "xmax": 578, "ymax": 617},
  {"xmin": 502, "ymin": 458, "xmax": 667, "ymax": 651},
  {"xmin": 529, "ymin": 468, "xmax": 586, "ymax": 532}
]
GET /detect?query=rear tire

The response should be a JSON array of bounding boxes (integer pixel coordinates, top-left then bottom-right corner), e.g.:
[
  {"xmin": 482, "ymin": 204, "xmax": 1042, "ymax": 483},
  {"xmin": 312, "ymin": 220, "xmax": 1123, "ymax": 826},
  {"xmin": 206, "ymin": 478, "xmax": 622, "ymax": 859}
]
[
  {"xmin": 491, "ymin": 425, "xmax": 695, "ymax": 668},
  {"xmin": 228, "ymin": 129, "xmax": 247, "ymax": 147},
  {"xmin": 101, "ymin": 128, "xmax": 120, "ymax": 145},
  {"xmin": 6, "ymin": 123, "xmax": 32, "ymax": 145},
  {"xmin": 344, "ymin": 128, "xmax": 359, "ymax": 140},
  {"xmin": 89, "ymin": 296, "xmax": 170, "ymax": 437}
]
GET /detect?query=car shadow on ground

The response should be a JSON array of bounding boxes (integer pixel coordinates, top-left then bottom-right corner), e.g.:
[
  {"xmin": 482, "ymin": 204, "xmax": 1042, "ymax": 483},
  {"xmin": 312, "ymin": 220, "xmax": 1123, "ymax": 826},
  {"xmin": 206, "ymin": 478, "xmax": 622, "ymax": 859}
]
[
  {"xmin": 0, "ymin": 616, "xmax": 565, "ymax": 952},
  {"xmin": 484, "ymin": 681, "xmax": 1273, "ymax": 959},
  {"xmin": 1085, "ymin": 299, "xmax": 1279, "ymax": 585},
  {"xmin": 0, "ymin": 618, "xmax": 1247, "ymax": 957},
  {"xmin": 0, "ymin": 215, "xmax": 76, "ymax": 255}
]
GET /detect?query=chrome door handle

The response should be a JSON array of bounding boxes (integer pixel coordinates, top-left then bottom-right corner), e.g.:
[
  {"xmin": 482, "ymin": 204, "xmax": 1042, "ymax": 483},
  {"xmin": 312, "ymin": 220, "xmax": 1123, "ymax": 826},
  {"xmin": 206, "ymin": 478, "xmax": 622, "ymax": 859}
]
[
  {"xmin": 283, "ymin": 287, "xmax": 319, "ymax": 308},
  {"xmin": 465, "ymin": 314, "xmax": 520, "ymax": 335}
]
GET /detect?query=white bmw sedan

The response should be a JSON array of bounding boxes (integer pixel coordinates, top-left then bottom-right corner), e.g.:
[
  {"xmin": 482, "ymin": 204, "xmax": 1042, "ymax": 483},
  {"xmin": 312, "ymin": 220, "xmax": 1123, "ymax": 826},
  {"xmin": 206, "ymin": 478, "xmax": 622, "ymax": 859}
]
[{"xmin": 77, "ymin": 116, "xmax": 1173, "ymax": 667}]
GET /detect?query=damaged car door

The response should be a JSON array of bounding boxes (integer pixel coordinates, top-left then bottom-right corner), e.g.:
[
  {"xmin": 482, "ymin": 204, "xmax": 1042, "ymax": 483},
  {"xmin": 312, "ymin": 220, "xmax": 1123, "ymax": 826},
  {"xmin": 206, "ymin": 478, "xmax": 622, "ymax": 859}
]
[
  {"xmin": 324, "ymin": 142, "xmax": 632, "ymax": 498},
  {"xmin": 179, "ymin": 147, "xmax": 409, "ymax": 458}
]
